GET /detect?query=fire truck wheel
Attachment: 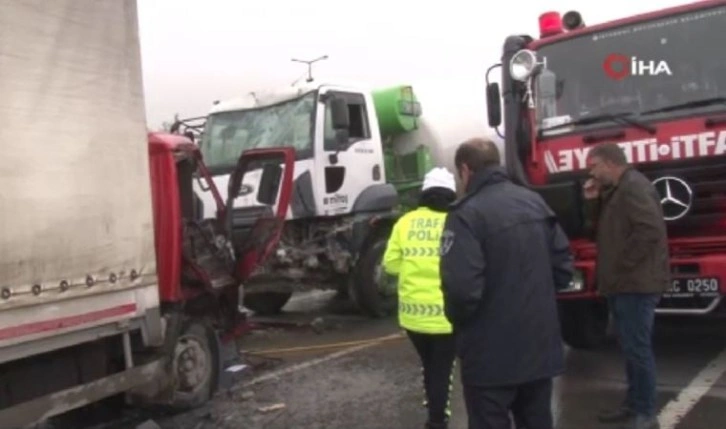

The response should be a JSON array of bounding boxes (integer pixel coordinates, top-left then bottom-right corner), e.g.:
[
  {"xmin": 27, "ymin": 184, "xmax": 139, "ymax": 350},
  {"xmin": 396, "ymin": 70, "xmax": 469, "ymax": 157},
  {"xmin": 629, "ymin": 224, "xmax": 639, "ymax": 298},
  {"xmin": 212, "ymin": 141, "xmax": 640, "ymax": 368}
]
[
  {"xmin": 558, "ymin": 300, "xmax": 609, "ymax": 350},
  {"xmin": 243, "ymin": 292, "xmax": 293, "ymax": 315},
  {"xmin": 170, "ymin": 320, "xmax": 220, "ymax": 409},
  {"xmin": 350, "ymin": 232, "xmax": 397, "ymax": 318}
]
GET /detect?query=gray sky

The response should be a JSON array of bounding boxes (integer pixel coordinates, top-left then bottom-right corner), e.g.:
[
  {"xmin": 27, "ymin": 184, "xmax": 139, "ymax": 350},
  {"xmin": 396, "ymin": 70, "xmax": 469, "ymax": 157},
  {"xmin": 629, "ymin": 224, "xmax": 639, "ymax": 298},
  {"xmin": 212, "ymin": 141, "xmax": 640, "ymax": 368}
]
[{"xmin": 137, "ymin": 0, "xmax": 688, "ymax": 129}]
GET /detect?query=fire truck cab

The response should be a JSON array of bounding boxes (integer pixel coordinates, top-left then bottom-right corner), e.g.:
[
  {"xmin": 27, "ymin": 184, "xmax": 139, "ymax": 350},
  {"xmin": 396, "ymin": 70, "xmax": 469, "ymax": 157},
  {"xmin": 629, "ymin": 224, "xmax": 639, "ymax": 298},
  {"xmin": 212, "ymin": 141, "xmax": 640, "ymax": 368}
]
[{"xmin": 486, "ymin": 1, "xmax": 726, "ymax": 348}]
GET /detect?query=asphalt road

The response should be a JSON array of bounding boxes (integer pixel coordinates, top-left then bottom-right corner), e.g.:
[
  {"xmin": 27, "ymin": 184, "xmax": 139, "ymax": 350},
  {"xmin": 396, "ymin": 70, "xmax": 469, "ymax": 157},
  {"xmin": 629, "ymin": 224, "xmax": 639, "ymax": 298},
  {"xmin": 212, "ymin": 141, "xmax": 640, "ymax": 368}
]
[{"xmin": 84, "ymin": 291, "xmax": 726, "ymax": 429}]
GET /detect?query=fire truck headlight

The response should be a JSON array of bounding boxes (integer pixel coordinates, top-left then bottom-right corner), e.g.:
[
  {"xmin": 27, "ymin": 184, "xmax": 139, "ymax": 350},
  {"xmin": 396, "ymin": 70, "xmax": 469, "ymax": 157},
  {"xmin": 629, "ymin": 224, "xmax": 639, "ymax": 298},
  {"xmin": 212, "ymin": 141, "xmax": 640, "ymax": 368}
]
[{"xmin": 510, "ymin": 49, "xmax": 538, "ymax": 82}]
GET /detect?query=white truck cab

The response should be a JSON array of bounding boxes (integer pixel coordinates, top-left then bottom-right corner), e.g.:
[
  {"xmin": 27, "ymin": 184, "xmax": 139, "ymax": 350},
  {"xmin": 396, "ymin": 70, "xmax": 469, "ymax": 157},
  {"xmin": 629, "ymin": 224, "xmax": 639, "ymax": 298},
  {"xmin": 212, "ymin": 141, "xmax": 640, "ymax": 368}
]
[
  {"xmin": 185, "ymin": 81, "xmax": 438, "ymax": 317},
  {"xmin": 195, "ymin": 83, "xmax": 391, "ymax": 221}
]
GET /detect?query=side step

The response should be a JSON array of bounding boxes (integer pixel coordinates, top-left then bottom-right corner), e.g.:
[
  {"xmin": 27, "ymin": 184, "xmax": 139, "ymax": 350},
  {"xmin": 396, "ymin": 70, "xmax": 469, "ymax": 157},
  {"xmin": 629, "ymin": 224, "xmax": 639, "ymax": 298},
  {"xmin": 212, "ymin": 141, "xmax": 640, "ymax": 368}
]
[{"xmin": 0, "ymin": 359, "xmax": 165, "ymax": 429}]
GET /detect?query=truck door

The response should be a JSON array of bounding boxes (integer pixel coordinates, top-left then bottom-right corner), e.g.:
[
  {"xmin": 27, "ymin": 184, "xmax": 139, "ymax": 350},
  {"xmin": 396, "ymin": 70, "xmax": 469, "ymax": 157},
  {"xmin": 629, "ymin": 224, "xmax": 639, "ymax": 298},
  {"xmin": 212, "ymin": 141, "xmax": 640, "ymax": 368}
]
[
  {"xmin": 226, "ymin": 147, "xmax": 295, "ymax": 280},
  {"xmin": 314, "ymin": 88, "xmax": 386, "ymax": 216}
]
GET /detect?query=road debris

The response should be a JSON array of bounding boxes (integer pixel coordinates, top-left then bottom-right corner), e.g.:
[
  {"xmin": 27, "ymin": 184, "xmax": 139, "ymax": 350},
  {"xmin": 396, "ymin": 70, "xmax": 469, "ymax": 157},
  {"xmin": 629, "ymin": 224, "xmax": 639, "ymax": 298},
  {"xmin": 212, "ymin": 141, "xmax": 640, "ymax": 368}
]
[
  {"xmin": 257, "ymin": 403, "xmax": 286, "ymax": 413},
  {"xmin": 135, "ymin": 420, "xmax": 161, "ymax": 429},
  {"xmin": 225, "ymin": 363, "xmax": 248, "ymax": 373}
]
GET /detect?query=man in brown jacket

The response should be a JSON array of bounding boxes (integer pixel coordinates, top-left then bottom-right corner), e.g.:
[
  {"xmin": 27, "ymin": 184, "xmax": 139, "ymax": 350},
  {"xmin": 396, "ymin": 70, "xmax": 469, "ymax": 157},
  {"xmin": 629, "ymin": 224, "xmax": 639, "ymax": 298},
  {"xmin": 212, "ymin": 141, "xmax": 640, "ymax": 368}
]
[{"xmin": 584, "ymin": 143, "xmax": 669, "ymax": 429}]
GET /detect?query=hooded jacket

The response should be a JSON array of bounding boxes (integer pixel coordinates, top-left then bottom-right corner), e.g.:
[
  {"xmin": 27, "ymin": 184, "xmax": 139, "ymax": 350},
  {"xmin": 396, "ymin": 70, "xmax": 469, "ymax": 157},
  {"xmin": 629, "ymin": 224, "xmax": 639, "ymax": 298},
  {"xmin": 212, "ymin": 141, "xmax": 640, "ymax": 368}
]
[{"xmin": 440, "ymin": 166, "xmax": 573, "ymax": 386}]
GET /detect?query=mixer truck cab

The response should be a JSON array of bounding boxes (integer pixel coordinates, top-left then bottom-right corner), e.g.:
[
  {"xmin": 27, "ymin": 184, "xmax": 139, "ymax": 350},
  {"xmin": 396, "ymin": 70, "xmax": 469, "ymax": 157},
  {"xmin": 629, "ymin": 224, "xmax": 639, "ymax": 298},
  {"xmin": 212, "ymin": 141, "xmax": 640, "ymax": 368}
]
[
  {"xmin": 485, "ymin": 1, "xmax": 726, "ymax": 349},
  {"xmin": 198, "ymin": 84, "xmax": 390, "ymax": 220},
  {"xmin": 189, "ymin": 82, "xmax": 433, "ymax": 317}
]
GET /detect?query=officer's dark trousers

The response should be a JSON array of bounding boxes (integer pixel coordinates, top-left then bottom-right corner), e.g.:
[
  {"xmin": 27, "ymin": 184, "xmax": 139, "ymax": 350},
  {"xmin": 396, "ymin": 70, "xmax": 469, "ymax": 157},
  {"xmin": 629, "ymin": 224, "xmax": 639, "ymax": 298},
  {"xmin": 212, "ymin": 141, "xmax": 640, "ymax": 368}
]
[
  {"xmin": 462, "ymin": 378, "xmax": 553, "ymax": 429},
  {"xmin": 406, "ymin": 330, "xmax": 457, "ymax": 426}
]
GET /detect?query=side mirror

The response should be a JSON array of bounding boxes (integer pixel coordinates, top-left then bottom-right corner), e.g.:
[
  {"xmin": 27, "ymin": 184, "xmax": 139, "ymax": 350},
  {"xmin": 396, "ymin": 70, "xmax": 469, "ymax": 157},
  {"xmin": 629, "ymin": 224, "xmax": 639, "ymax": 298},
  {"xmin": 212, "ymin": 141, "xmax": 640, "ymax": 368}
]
[
  {"xmin": 535, "ymin": 69, "xmax": 558, "ymax": 118},
  {"xmin": 486, "ymin": 83, "xmax": 502, "ymax": 127},
  {"xmin": 330, "ymin": 98, "xmax": 350, "ymax": 130},
  {"xmin": 183, "ymin": 131, "xmax": 195, "ymax": 143},
  {"xmin": 257, "ymin": 163, "xmax": 282, "ymax": 205}
]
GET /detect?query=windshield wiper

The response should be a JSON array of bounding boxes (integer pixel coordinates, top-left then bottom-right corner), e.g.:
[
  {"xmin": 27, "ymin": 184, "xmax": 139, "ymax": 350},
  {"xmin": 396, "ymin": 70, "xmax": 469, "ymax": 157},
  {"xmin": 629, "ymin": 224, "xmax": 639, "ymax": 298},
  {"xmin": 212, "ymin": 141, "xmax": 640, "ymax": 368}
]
[
  {"xmin": 641, "ymin": 97, "xmax": 726, "ymax": 116},
  {"xmin": 539, "ymin": 111, "xmax": 656, "ymax": 135}
]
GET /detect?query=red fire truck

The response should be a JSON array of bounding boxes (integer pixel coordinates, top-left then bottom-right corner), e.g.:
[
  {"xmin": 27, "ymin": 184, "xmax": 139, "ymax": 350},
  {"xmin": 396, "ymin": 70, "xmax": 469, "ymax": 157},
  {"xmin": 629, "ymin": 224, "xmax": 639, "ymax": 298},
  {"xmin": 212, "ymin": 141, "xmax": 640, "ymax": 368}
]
[{"xmin": 486, "ymin": 1, "xmax": 726, "ymax": 349}]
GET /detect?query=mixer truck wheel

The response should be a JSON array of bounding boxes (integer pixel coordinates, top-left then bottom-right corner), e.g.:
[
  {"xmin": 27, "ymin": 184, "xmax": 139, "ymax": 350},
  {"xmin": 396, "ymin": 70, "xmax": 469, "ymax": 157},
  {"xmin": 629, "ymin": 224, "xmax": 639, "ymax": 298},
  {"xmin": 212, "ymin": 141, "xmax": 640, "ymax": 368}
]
[
  {"xmin": 243, "ymin": 291, "xmax": 293, "ymax": 315},
  {"xmin": 169, "ymin": 319, "xmax": 220, "ymax": 409},
  {"xmin": 558, "ymin": 300, "xmax": 609, "ymax": 350},
  {"xmin": 350, "ymin": 232, "xmax": 397, "ymax": 318}
]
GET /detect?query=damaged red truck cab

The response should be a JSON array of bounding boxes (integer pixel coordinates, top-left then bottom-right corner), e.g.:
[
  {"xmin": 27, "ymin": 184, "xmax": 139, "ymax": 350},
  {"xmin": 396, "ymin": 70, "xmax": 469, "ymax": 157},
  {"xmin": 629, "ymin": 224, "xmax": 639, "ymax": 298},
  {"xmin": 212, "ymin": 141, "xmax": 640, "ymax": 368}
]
[{"xmin": 486, "ymin": 1, "xmax": 726, "ymax": 348}]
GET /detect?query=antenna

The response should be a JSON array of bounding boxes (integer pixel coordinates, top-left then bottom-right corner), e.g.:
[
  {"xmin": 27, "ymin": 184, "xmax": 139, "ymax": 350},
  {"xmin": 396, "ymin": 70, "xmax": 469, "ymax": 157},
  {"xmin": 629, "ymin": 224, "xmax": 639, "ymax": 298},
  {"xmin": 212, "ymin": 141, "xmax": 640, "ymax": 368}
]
[
  {"xmin": 291, "ymin": 55, "xmax": 329, "ymax": 83},
  {"xmin": 290, "ymin": 71, "xmax": 308, "ymax": 87}
]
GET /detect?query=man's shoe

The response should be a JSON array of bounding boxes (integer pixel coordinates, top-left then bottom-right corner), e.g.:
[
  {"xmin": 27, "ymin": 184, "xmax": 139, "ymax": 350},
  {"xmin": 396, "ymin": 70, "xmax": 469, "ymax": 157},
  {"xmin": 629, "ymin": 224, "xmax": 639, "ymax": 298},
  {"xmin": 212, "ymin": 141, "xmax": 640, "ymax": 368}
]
[
  {"xmin": 619, "ymin": 415, "xmax": 660, "ymax": 429},
  {"xmin": 597, "ymin": 406, "xmax": 636, "ymax": 423}
]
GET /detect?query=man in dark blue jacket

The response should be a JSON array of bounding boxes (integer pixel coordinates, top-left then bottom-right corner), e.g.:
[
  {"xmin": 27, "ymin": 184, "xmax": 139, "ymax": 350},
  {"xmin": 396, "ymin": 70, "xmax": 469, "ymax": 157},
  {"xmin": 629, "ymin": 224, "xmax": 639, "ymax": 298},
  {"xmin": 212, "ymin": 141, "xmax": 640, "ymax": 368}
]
[{"xmin": 439, "ymin": 138, "xmax": 573, "ymax": 429}]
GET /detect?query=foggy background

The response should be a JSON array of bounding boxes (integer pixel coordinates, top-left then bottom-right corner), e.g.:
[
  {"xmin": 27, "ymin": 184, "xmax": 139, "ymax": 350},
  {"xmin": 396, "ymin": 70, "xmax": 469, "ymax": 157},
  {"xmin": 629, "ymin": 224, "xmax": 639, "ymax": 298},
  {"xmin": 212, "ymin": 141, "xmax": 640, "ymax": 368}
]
[{"xmin": 137, "ymin": 0, "xmax": 689, "ymax": 133}]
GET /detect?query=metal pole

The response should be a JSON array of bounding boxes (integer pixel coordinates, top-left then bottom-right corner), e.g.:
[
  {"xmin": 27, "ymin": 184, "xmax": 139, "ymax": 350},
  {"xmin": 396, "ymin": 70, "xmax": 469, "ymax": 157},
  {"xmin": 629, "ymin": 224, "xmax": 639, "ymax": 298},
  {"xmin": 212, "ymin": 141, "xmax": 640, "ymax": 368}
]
[{"xmin": 291, "ymin": 55, "xmax": 329, "ymax": 83}]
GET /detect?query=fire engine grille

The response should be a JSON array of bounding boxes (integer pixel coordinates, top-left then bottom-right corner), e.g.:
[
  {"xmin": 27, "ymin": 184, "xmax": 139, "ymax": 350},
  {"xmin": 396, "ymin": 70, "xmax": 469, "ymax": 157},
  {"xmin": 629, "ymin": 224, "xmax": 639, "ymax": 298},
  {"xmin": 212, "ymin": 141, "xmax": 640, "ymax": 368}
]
[{"xmin": 638, "ymin": 158, "xmax": 726, "ymax": 238}]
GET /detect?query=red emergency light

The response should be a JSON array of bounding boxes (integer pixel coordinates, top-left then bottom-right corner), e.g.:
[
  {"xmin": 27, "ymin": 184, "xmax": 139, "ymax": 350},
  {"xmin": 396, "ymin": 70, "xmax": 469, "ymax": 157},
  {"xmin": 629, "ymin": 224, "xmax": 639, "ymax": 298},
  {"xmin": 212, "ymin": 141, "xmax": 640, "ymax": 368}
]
[{"xmin": 539, "ymin": 11, "xmax": 563, "ymax": 38}]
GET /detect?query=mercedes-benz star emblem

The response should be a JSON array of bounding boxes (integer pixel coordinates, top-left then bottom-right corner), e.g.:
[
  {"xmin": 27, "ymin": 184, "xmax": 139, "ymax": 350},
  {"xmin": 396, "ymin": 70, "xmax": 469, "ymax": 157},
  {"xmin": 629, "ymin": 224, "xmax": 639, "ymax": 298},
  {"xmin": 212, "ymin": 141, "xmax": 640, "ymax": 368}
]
[{"xmin": 652, "ymin": 176, "xmax": 693, "ymax": 221}]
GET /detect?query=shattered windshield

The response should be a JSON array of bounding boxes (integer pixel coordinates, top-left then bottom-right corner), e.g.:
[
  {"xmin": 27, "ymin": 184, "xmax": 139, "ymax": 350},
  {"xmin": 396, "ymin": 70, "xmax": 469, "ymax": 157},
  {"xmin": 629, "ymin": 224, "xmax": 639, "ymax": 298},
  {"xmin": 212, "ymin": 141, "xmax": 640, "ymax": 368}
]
[
  {"xmin": 200, "ymin": 91, "xmax": 316, "ymax": 170},
  {"xmin": 534, "ymin": 5, "xmax": 726, "ymax": 133}
]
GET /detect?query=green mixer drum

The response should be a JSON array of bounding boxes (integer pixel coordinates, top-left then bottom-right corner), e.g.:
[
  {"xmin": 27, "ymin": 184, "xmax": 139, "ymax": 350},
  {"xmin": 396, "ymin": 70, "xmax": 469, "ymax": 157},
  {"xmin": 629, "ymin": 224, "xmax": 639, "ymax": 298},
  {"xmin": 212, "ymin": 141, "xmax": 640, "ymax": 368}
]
[{"xmin": 372, "ymin": 85, "xmax": 421, "ymax": 139}]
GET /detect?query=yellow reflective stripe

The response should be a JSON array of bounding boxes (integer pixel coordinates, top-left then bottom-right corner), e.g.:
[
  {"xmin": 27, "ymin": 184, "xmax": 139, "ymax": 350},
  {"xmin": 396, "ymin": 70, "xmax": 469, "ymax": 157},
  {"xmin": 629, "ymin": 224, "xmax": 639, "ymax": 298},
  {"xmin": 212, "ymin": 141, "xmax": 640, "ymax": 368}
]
[
  {"xmin": 399, "ymin": 302, "xmax": 445, "ymax": 317},
  {"xmin": 401, "ymin": 246, "xmax": 439, "ymax": 257}
]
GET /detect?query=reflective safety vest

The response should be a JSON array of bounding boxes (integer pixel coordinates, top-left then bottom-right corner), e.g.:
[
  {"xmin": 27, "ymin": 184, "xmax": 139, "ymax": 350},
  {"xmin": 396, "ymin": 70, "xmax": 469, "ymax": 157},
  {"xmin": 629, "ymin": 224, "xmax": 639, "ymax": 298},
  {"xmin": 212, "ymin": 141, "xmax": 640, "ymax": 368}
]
[{"xmin": 382, "ymin": 207, "xmax": 452, "ymax": 334}]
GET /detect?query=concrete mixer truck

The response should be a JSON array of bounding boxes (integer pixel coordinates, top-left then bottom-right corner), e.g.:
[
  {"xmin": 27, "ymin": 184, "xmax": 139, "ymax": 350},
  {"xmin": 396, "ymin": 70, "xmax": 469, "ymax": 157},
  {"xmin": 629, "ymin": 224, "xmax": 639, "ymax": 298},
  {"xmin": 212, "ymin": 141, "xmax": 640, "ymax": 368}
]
[
  {"xmin": 175, "ymin": 82, "xmax": 486, "ymax": 317},
  {"xmin": 485, "ymin": 1, "xmax": 726, "ymax": 349}
]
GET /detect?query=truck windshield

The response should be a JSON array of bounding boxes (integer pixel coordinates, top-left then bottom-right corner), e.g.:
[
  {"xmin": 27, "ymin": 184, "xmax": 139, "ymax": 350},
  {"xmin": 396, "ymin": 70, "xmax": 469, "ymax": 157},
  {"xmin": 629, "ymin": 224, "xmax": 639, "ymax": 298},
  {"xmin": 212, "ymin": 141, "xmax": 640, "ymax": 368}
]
[
  {"xmin": 535, "ymin": 5, "xmax": 726, "ymax": 133},
  {"xmin": 200, "ymin": 91, "xmax": 316, "ymax": 171}
]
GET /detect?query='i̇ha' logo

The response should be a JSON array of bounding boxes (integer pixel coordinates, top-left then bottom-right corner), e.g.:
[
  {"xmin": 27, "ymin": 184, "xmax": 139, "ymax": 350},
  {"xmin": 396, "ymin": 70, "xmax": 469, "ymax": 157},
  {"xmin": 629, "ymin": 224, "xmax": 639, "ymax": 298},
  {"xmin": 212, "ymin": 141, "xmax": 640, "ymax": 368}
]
[{"xmin": 602, "ymin": 53, "xmax": 673, "ymax": 80}]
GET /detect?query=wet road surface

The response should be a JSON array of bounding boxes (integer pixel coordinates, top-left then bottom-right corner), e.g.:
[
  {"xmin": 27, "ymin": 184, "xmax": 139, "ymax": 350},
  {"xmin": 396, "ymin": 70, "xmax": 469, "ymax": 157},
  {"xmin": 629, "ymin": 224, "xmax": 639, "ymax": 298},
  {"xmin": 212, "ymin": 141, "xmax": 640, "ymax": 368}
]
[{"xmin": 84, "ymin": 292, "xmax": 726, "ymax": 429}]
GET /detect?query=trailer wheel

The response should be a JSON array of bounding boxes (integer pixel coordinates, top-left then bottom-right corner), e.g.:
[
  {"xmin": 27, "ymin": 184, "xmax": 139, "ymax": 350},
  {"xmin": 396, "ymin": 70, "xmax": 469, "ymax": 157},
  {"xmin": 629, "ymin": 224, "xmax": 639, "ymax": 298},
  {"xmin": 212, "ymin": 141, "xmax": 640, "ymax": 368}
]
[
  {"xmin": 350, "ymin": 232, "xmax": 397, "ymax": 318},
  {"xmin": 169, "ymin": 320, "xmax": 220, "ymax": 409},
  {"xmin": 243, "ymin": 291, "xmax": 293, "ymax": 315},
  {"xmin": 558, "ymin": 300, "xmax": 610, "ymax": 350}
]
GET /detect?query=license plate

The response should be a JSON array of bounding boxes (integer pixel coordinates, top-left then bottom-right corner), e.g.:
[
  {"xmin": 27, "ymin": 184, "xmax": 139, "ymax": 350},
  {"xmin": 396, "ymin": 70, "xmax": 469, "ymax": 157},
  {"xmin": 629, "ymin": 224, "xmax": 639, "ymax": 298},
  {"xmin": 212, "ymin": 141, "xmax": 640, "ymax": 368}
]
[{"xmin": 664, "ymin": 277, "xmax": 721, "ymax": 298}]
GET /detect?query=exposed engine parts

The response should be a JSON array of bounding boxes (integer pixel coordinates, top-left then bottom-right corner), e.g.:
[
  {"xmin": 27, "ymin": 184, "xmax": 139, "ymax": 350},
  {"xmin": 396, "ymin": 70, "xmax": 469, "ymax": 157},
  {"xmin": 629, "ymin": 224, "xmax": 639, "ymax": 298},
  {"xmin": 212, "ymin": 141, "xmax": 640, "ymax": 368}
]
[
  {"xmin": 183, "ymin": 219, "xmax": 237, "ymax": 289},
  {"xmin": 261, "ymin": 218, "xmax": 355, "ymax": 287}
]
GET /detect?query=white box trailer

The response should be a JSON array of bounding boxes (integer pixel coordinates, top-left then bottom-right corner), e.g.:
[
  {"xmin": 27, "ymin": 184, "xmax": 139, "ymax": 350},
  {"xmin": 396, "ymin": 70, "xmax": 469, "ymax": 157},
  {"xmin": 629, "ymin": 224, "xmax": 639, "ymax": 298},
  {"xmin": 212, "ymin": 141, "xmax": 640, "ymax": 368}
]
[
  {"xmin": 0, "ymin": 1, "xmax": 285, "ymax": 426},
  {"xmin": 0, "ymin": 1, "xmax": 165, "ymax": 425},
  {"xmin": 0, "ymin": 0, "xmax": 162, "ymax": 364}
]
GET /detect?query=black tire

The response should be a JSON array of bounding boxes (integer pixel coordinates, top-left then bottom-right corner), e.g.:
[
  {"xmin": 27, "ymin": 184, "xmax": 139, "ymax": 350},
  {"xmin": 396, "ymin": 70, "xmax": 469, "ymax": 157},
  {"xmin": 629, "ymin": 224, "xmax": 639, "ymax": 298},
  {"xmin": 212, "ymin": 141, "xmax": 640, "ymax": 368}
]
[
  {"xmin": 558, "ymin": 299, "xmax": 610, "ymax": 350},
  {"xmin": 334, "ymin": 276, "xmax": 350, "ymax": 298},
  {"xmin": 335, "ymin": 286, "xmax": 349, "ymax": 299},
  {"xmin": 243, "ymin": 291, "xmax": 293, "ymax": 315},
  {"xmin": 169, "ymin": 320, "xmax": 220, "ymax": 409},
  {"xmin": 349, "ymin": 232, "xmax": 398, "ymax": 318}
]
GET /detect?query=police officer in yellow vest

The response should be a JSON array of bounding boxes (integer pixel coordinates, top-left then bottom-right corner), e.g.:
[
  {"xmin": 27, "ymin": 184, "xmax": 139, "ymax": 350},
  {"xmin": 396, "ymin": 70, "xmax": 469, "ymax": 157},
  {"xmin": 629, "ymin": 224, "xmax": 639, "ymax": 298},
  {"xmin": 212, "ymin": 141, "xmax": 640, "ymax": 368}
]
[{"xmin": 383, "ymin": 167, "xmax": 458, "ymax": 429}]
